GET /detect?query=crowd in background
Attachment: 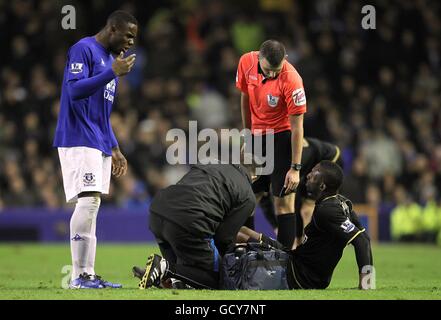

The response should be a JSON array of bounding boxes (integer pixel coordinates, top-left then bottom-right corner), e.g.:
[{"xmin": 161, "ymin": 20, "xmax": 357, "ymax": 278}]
[{"xmin": 1, "ymin": 0, "xmax": 440, "ymax": 240}]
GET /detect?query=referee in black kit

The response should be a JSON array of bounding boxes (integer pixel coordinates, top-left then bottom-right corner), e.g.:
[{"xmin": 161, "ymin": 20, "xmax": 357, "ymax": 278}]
[{"xmin": 133, "ymin": 162, "xmax": 256, "ymax": 290}]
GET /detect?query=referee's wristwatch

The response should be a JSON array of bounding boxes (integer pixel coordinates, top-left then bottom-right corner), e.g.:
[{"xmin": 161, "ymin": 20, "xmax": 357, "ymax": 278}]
[{"xmin": 291, "ymin": 163, "xmax": 302, "ymax": 171}]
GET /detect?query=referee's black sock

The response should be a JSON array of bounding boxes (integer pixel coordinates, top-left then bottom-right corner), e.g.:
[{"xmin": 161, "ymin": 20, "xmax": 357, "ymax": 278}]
[{"xmin": 276, "ymin": 213, "xmax": 296, "ymax": 249}]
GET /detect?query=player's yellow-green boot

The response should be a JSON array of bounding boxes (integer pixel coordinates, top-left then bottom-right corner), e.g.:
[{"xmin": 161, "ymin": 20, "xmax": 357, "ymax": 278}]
[{"xmin": 136, "ymin": 254, "xmax": 166, "ymax": 289}]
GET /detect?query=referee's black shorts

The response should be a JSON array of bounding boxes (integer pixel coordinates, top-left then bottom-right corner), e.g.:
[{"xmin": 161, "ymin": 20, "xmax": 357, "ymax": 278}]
[{"xmin": 251, "ymin": 130, "xmax": 292, "ymax": 197}]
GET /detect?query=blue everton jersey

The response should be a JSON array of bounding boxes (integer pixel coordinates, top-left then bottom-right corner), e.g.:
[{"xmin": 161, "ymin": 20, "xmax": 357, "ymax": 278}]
[{"xmin": 53, "ymin": 36, "xmax": 119, "ymax": 156}]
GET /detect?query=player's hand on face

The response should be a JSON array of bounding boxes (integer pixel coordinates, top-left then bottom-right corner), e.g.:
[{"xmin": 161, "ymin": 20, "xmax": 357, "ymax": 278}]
[
  {"xmin": 284, "ymin": 169, "xmax": 300, "ymax": 194},
  {"xmin": 111, "ymin": 148, "xmax": 128, "ymax": 178},
  {"xmin": 112, "ymin": 52, "xmax": 136, "ymax": 77}
]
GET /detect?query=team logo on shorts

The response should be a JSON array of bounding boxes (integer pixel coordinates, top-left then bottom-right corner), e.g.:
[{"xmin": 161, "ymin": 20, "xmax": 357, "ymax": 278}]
[
  {"xmin": 340, "ymin": 218, "xmax": 355, "ymax": 233},
  {"xmin": 83, "ymin": 173, "xmax": 96, "ymax": 186},
  {"xmin": 267, "ymin": 94, "xmax": 279, "ymax": 107}
]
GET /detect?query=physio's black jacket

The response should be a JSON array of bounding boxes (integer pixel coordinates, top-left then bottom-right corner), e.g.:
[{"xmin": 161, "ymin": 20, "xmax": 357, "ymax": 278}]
[{"xmin": 149, "ymin": 164, "xmax": 256, "ymax": 255}]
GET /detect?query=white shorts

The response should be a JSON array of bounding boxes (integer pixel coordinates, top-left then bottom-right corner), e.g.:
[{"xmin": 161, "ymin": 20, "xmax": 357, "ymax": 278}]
[{"xmin": 58, "ymin": 147, "xmax": 112, "ymax": 203}]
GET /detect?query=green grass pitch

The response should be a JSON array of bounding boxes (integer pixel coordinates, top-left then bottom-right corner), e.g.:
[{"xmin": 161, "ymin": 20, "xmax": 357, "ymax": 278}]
[{"xmin": 0, "ymin": 243, "xmax": 440, "ymax": 300}]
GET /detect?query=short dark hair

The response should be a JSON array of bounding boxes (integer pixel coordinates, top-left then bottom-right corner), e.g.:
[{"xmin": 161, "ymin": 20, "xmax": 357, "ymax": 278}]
[
  {"xmin": 107, "ymin": 10, "xmax": 138, "ymax": 29},
  {"xmin": 259, "ymin": 40, "xmax": 286, "ymax": 67},
  {"xmin": 319, "ymin": 160, "xmax": 344, "ymax": 193}
]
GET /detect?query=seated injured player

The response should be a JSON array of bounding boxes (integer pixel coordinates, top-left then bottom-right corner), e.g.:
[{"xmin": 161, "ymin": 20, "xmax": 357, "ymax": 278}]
[{"xmin": 238, "ymin": 161, "xmax": 374, "ymax": 290}]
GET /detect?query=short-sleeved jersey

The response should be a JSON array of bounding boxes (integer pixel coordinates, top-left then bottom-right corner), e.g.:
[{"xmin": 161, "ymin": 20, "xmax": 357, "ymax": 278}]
[
  {"xmin": 236, "ymin": 51, "xmax": 307, "ymax": 134},
  {"xmin": 291, "ymin": 194, "xmax": 365, "ymax": 289},
  {"xmin": 53, "ymin": 36, "xmax": 118, "ymax": 156}
]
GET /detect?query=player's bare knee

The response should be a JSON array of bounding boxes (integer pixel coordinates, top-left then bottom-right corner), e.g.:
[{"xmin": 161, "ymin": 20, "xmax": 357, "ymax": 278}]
[
  {"xmin": 274, "ymin": 194, "xmax": 295, "ymax": 214},
  {"xmin": 300, "ymin": 205, "xmax": 314, "ymax": 217},
  {"xmin": 300, "ymin": 200, "xmax": 315, "ymax": 225}
]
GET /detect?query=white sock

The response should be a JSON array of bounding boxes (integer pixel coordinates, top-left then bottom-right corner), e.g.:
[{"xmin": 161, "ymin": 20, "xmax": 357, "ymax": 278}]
[
  {"xmin": 70, "ymin": 196, "xmax": 100, "ymax": 280},
  {"xmin": 86, "ymin": 201, "xmax": 98, "ymax": 276},
  {"xmin": 86, "ymin": 218, "xmax": 97, "ymax": 276}
]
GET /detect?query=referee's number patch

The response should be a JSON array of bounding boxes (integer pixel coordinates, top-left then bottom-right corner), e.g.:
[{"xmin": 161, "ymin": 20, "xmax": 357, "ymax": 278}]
[{"xmin": 292, "ymin": 88, "xmax": 306, "ymax": 106}]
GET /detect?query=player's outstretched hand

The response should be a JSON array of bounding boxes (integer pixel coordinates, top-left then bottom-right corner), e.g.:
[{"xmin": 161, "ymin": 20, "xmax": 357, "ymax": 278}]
[
  {"xmin": 111, "ymin": 147, "xmax": 128, "ymax": 178},
  {"xmin": 112, "ymin": 52, "xmax": 136, "ymax": 77}
]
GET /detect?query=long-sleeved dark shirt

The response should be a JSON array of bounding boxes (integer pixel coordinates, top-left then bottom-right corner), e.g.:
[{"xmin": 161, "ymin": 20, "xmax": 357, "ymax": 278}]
[
  {"xmin": 291, "ymin": 194, "xmax": 372, "ymax": 289},
  {"xmin": 149, "ymin": 164, "xmax": 256, "ymax": 255}
]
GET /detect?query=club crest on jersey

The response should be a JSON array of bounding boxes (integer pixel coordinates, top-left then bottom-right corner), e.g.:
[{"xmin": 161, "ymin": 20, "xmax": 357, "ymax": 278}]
[
  {"xmin": 83, "ymin": 173, "xmax": 96, "ymax": 186},
  {"xmin": 70, "ymin": 63, "xmax": 83, "ymax": 74},
  {"xmin": 340, "ymin": 218, "xmax": 355, "ymax": 233},
  {"xmin": 267, "ymin": 94, "xmax": 279, "ymax": 107},
  {"xmin": 292, "ymin": 88, "xmax": 306, "ymax": 106}
]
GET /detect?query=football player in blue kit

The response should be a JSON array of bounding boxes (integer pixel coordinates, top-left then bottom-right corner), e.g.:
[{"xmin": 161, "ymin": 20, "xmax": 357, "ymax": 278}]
[{"xmin": 53, "ymin": 10, "xmax": 137, "ymax": 289}]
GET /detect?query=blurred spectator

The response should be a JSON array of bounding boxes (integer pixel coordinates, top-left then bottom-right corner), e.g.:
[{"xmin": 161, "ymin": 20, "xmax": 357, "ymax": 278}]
[
  {"xmin": 187, "ymin": 83, "xmax": 230, "ymax": 129},
  {"xmin": 340, "ymin": 156, "xmax": 368, "ymax": 203},
  {"xmin": 116, "ymin": 169, "xmax": 151, "ymax": 211},
  {"xmin": 231, "ymin": 14, "xmax": 265, "ymax": 54},
  {"xmin": 361, "ymin": 130, "xmax": 403, "ymax": 180},
  {"xmin": 390, "ymin": 186, "xmax": 422, "ymax": 242},
  {"xmin": 420, "ymin": 200, "xmax": 441, "ymax": 243}
]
